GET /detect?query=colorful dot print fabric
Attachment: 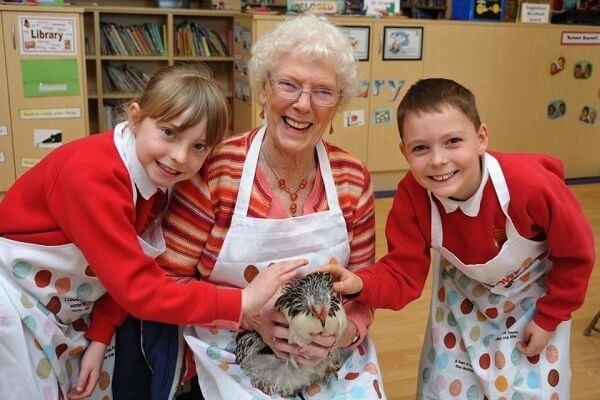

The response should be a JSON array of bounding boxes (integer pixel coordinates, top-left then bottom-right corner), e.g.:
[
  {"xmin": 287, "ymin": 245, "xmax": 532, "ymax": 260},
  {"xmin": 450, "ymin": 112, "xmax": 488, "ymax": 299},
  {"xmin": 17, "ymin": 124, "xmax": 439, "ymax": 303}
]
[
  {"xmin": 418, "ymin": 257, "xmax": 570, "ymax": 400},
  {"xmin": 184, "ymin": 325, "xmax": 386, "ymax": 399},
  {"xmin": 2, "ymin": 253, "xmax": 112, "ymax": 400}
]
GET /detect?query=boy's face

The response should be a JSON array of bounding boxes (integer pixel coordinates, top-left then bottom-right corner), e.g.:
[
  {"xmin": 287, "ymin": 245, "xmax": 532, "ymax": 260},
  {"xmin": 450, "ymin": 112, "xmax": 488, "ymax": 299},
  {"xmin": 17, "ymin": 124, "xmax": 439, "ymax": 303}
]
[{"xmin": 400, "ymin": 105, "xmax": 488, "ymax": 201}]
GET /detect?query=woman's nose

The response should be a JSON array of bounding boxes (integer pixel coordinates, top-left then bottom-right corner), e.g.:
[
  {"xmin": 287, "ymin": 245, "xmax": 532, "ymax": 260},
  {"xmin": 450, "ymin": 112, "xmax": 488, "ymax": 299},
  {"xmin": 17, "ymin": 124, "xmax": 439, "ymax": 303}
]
[{"xmin": 293, "ymin": 90, "xmax": 312, "ymax": 110}]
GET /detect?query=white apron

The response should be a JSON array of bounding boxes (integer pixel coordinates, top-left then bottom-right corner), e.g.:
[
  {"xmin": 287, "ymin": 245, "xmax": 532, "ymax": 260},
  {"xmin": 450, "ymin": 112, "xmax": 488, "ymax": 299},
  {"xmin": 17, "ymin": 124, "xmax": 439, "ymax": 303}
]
[
  {"xmin": 0, "ymin": 124, "xmax": 166, "ymax": 400},
  {"xmin": 417, "ymin": 153, "xmax": 571, "ymax": 399},
  {"xmin": 184, "ymin": 126, "xmax": 386, "ymax": 399}
]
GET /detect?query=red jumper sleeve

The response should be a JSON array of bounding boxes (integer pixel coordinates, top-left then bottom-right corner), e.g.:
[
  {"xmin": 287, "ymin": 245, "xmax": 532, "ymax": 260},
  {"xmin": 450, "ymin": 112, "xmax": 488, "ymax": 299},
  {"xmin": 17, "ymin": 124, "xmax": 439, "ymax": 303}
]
[{"xmin": 46, "ymin": 155, "xmax": 242, "ymax": 333}]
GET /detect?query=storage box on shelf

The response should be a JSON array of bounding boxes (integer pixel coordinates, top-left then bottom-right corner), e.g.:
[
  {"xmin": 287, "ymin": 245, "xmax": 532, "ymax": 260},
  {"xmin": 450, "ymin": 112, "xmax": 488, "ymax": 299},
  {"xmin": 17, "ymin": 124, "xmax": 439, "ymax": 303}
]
[
  {"xmin": 402, "ymin": 0, "xmax": 448, "ymax": 19},
  {"xmin": 83, "ymin": 6, "xmax": 235, "ymax": 133}
]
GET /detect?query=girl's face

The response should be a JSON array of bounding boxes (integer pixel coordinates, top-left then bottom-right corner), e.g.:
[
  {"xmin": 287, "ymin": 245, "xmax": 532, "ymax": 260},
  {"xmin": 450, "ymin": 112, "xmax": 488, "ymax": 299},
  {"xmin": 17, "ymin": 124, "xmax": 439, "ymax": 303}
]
[
  {"xmin": 400, "ymin": 105, "xmax": 488, "ymax": 200},
  {"xmin": 259, "ymin": 53, "xmax": 338, "ymax": 158},
  {"xmin": 129, "ymin": 103, "xmax": 211, "ymax": 189}
]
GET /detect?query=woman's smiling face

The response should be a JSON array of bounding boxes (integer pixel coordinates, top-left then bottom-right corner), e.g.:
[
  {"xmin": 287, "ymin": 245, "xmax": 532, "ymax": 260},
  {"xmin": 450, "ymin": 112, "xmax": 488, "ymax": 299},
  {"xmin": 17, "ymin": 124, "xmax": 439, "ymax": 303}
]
[{"xmin": 260, "ymin": 53, "xmax": 339, "ymax": 157}]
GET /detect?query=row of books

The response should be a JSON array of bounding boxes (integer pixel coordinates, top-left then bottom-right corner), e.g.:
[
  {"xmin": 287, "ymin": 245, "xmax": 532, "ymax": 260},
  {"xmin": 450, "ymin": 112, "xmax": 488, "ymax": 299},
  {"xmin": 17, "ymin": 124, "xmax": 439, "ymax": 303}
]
[
  {"xmin": 103, "ymin": 64, "xmax": 151, "ymax": 93},
  {"xmin": 174, "ymin": 22, "xmax": 230, "ymax": 57},
  {"xmin": 100, "ymin": 22, "xmax": 166, "ymax": 57}
]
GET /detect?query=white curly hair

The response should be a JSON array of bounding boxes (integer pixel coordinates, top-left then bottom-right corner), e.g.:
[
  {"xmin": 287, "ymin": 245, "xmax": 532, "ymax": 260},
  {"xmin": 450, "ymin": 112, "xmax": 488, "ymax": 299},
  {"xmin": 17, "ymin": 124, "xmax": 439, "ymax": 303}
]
[{"xmin": 247, "ymin": 14, "xmax": 360, "ymax": 110}]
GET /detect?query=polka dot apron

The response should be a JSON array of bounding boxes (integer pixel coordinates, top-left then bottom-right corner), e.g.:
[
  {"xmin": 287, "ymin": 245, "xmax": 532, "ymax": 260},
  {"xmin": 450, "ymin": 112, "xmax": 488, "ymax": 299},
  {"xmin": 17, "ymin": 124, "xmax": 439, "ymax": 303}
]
[
  {"xmin": 0, "ymin": 124, "xmax": 166, "ymax": 400},
  {"xmin": 183, "ymin": 126, "xmax": 386, "ymax": 399},
  {"xmin": 418, "ymin": 154, "xmax": 571, "ymax": 400}
]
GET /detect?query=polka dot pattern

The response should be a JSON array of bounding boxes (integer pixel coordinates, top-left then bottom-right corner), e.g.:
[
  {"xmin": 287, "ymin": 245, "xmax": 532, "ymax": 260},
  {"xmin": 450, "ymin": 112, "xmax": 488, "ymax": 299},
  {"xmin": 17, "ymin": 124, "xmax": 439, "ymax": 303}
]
[
  {"xmin": 420, "ymin": 256, "xmax": 570, "ymax": 398},
  {"xmin": 2, "ymin": 249, "xmax": 110, "ymax": 399},
  {"xmin": 189, "ymin": 324, "xmax": 384, "ymax": 399}
]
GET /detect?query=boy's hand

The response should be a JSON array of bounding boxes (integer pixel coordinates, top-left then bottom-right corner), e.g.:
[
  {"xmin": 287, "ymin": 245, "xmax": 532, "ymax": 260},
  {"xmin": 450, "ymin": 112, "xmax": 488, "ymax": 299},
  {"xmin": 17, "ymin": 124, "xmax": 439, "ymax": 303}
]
[
  {"xmin": 241, "ymin": 259, "xmax": 307, "ymax": 317},
  {"xmin": 516, "ymin": 320, "xmax": 552, "ymax": 357},
  {"xmin": 67, "ymin": 341, "xmax": 107, "ymax": 399},
  {"xmin": 314, "ymin": 261, "xmax": 363, "ymax": 295}
]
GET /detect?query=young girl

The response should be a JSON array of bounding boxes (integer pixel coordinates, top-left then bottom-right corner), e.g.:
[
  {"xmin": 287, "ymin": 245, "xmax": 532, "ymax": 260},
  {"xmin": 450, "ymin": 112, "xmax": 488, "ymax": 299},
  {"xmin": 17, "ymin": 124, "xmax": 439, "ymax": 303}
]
[
  {"xmin": 0, "ymin": 62, "xmax": 305, "ymax": 400},
  {"xmin": 320, "ymin": 78, "xmax": 595, "ymax": 399}
]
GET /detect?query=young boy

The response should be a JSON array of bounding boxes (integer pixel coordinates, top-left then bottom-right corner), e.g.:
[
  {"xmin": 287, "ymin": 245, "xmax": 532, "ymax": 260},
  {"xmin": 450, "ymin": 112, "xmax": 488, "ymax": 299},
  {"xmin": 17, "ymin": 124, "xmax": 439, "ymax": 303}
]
[{"xmin": 320, "ymin": 78, "xmax": 595, "ymax": 399}]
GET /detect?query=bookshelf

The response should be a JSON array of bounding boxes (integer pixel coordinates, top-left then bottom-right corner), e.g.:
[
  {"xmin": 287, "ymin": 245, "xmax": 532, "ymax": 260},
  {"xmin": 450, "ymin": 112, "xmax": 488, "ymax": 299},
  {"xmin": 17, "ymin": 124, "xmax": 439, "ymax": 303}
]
[{"xmin": 83, "ymin": 6, "xmax": 236, "ymax": 132}]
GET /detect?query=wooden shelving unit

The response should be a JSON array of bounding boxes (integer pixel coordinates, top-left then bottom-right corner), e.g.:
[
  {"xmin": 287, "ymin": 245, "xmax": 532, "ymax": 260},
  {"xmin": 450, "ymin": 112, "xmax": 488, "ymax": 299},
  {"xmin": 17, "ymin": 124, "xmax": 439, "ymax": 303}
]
[{"xmin": 83, "ymin": 6, "xmax": 236, "ymax": 133}]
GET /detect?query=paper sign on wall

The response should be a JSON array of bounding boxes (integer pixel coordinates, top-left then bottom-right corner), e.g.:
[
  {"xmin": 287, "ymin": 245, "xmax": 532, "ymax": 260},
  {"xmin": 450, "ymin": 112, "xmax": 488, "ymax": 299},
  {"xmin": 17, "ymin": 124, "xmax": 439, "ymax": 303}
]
[
  {"xmin": 21, "ymin": 59, "xmax": 80, "ymax": 97},
  {"xmin": 0, "ymin": 125, "xmax": 8, "ymax": 136},
  {"xmin": 19, "ymin": 15, "xmax": 77, "ymax": 56},
  {"xmin": 34, "ymin": 129, "xmax": 63, "ymax": 148},
  {"xmin": 363, "ymin": 0, "xmax": 400, "ymax": 16}
]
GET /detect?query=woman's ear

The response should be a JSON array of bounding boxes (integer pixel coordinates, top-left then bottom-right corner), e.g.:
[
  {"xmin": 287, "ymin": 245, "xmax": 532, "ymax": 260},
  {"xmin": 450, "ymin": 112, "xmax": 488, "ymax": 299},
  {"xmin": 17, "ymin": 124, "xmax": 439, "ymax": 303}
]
[{"xmin": 127, "ymin": 102, "xmax": 142, "ymax": 133}]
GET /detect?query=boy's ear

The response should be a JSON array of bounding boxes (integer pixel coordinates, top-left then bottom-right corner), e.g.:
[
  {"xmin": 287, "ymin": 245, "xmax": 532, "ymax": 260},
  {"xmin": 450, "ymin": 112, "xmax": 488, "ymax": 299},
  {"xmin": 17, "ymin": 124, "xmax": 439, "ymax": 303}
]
[
  {"xmin": 477, "ymin": 123, "xmax": 489, "ymax": 155},
  {"xmin": 400, "ymin": 142, "xmax": 408, "ymax": 159}
]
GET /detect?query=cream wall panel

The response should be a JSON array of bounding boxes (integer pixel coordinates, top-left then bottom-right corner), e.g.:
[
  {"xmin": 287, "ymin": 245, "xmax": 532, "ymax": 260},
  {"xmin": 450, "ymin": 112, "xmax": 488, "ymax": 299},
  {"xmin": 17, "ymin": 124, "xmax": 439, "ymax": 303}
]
[{"xmin": 424, "ymin": 22, "xmax": 600, "ymax": 178}]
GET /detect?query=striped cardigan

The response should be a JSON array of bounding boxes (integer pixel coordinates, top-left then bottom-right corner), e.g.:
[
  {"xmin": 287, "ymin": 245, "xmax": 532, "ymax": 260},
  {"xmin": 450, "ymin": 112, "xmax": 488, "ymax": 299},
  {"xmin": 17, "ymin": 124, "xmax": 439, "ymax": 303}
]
[{"xmin": 158, "ymin": 127, "xmax": 376, "ymax": 279}]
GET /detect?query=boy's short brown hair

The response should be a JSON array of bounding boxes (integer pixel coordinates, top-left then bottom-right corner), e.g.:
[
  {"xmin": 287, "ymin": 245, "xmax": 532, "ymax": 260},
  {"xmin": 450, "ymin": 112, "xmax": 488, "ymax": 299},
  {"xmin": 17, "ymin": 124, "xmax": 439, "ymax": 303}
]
[{"xmin": 396, "ymin": 78, "xmax": 481, "ymax": 140}]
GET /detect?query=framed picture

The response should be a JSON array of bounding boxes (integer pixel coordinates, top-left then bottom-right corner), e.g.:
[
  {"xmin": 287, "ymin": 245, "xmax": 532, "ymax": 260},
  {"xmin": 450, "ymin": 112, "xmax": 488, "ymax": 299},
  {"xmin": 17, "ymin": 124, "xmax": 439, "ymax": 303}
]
[
  {"xmin": 382, "ymin": 26, "xmax": 423, "ymax": 61},
  {"xmin": 339, "ymin": 25, "xmax": 371, "ymax": 61}
]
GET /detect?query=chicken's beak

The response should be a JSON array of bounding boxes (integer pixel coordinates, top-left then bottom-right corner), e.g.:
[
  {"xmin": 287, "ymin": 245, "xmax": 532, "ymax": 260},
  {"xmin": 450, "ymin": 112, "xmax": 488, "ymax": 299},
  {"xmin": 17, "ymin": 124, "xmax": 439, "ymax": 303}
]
[{"xmin": 318, "ymin": 310, "xmax": 327, "ymax": 328}]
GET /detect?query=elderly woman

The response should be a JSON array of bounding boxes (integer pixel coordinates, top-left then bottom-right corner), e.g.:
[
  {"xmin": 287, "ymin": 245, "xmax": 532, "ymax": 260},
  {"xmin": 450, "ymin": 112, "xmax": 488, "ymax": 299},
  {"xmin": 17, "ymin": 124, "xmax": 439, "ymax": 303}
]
[{"xmin": 156, "ymin": 14, "xmax": 386, "ymax": 399}]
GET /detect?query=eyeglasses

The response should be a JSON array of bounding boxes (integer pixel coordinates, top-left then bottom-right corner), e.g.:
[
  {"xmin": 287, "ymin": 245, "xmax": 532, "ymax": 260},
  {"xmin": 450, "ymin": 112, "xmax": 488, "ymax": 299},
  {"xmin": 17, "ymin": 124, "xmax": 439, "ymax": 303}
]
[{"xmin": 268, "ymin": 78, "xmax": 342, "ymax": 107}]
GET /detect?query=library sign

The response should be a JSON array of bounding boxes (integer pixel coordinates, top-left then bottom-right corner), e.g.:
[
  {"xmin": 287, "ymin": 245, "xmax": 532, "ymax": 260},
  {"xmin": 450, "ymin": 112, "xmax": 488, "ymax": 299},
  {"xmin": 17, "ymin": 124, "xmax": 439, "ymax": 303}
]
[
  {"xmin": 561, "ymin": 32, "xmax": 600, "ymax": 45},
  {"xmin": 19, "ymin": 15, "xmax": 77, "ymax": 56}
]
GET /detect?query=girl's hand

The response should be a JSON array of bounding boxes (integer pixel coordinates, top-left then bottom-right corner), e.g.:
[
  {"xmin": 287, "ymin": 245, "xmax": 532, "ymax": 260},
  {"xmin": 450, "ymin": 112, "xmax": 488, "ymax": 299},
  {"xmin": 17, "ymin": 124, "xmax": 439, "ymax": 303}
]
[
  {"xmin": 314, "ymin": 261, "xmax": 363, "ymax": 295},
  {"xmin": 241, "ymin": 259, "xmax": 307, "ymax": 317},
  {"xmin": 516, "ymin": 320, "xmax": 553, "ymax": 357},
  {"xmin": 67, "ymin": 341, "xmax": 107, "ymax": 399}
]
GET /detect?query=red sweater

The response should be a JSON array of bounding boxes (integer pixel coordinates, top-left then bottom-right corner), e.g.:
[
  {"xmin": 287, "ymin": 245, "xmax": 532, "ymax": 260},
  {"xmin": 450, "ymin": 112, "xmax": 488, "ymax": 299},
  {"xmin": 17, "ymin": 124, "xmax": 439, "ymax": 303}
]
[
  {"xmin": 355, "ymin": 152, "xmax": 595, "ymax": 331},
  {"xmin": 0, "ymin": 131, "xmax": 242, "ymax": 343}
]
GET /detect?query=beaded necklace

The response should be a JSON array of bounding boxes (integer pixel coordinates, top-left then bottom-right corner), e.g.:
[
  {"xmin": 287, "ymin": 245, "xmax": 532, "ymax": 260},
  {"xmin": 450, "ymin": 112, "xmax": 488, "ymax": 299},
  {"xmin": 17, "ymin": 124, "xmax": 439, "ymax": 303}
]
[{"xmin": 262, "ymin": 150, "xmax": 314, "ymax": 217}]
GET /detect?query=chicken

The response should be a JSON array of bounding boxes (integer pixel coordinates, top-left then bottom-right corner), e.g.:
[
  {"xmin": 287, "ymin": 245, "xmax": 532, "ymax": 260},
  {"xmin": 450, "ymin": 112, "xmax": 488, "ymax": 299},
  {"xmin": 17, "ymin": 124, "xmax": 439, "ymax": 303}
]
[{"xmin": 235, "ymin": 271, "xmax": 347, "ymax": 397}]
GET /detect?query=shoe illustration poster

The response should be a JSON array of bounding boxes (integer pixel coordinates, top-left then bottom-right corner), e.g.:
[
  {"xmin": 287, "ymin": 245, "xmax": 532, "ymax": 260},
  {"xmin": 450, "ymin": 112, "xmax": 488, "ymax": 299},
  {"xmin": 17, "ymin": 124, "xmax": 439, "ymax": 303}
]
[{"xmin": 35, "ymin": 129, "xmax": 62, "ymax": 148}]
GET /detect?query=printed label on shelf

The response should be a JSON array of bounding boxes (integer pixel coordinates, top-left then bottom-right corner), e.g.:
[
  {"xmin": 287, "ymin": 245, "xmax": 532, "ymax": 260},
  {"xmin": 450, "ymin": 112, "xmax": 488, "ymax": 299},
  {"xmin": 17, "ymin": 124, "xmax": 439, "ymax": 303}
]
[
  {"xmin": 0, "ymin": 152, "xmax": 5, "ymax": 163},
  {"xmin": 20, "ymin": 108, "xmax": 81, "ymax": 120},
  {"xmin": 21, "ymin": 158, "xmax": 41, "ymax": 169},
  {"xmin": 0, "ymin": 125, "xmax": 8, "ymax": 136}
]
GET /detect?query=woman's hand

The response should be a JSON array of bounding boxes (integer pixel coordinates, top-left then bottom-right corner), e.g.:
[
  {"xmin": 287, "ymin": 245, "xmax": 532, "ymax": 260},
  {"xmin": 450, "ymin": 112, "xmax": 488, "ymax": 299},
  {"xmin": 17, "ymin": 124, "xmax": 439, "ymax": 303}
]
[
  {"xmin": 241, "ymin": 259, "xmax": 307, "ymax": 317},
  {"xmin": 516, "ymin": 320, "xmax": 553, "ymax": 357},
  {"xmin": 314, "ymin": 261, "xmax": 363, "ymax": 295},
  {"xmin": 245, "ymin": 297, "xmax": 337, "ymax": 367},
  {"xmin": 67, "ymin": 341, "xmax": 107, "ymax": 399},
  {"xmin": 290, "ymin": 320, "xmax": 359, "ymax": 367}
]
